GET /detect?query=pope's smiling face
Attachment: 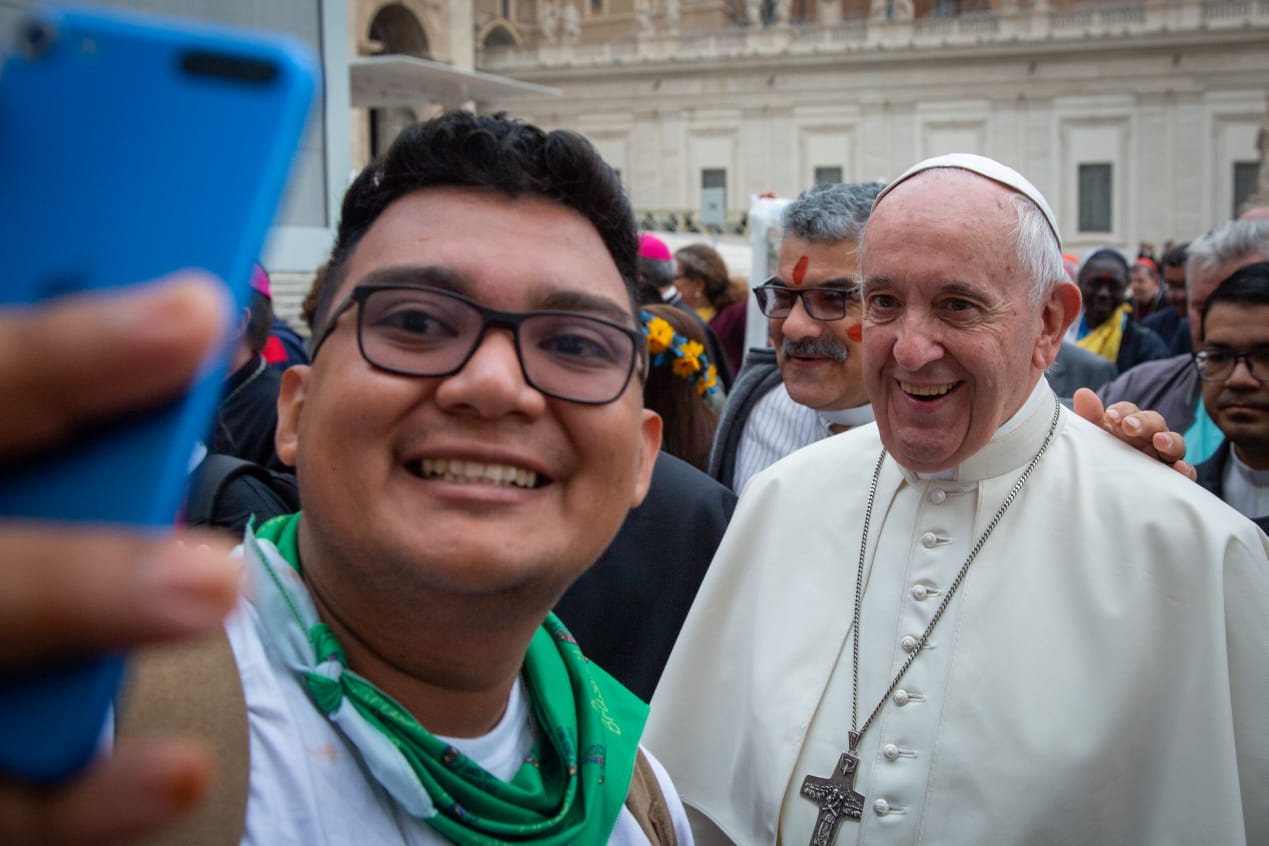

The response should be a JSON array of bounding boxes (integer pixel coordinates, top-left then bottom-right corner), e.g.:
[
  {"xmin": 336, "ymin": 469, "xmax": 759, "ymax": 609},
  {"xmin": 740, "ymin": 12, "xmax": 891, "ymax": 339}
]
[
  {"xmin": 276, "ymin": 187, "xmax": 660, "ymax": 605},
  {"xmin": 860, "ymin": 171, "xmax": 1069, "ymax": 473}
]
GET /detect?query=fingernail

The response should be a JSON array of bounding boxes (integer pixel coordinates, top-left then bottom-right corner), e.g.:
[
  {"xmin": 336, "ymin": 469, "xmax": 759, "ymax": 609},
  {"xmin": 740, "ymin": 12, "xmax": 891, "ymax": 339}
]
[
  {"xmin": 140, "ymin": 543, "xmax": 239, "ymax": 625},
  {"xmin": 103, "ymin": 276, "xmax": 228, "ymax": 340},
  {"xmin": 1123, "ymin": 416, "xmax": 1142, "ymax": 434},
  {"xmin": 1106, "ymin": 408, "xmax": 1122, "ymax": 423}
]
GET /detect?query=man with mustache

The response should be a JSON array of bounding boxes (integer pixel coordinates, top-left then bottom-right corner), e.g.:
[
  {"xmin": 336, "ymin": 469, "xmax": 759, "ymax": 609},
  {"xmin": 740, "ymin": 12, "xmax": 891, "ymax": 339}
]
[
  {"xmin": 1193, "ymin": 261, "xmax": 1269, "ymax": 531},
  {"xmin": 709, "ymin": 181, "xmax": 884, "ymax": 492}
]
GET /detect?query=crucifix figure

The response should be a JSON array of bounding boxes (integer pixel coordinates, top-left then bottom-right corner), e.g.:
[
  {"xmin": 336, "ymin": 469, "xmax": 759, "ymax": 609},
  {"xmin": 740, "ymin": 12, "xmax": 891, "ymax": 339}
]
[{"xmin": 800, "ymin": 736, "xmax": 864, "ymax": 846}]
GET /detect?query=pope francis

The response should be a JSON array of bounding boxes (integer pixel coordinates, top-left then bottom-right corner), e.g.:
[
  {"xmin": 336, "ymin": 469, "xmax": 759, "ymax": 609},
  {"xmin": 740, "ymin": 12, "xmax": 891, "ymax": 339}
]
[{"xmin": 645, "ymin": 155, "xmax": 1269, "ymax": 846}]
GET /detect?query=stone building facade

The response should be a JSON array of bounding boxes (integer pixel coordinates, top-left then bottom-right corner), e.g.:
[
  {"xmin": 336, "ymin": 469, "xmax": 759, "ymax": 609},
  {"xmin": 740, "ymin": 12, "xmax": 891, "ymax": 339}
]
[{"xmin": 450, "ymin": 0, "xmax": 1269, "ymax": 252}]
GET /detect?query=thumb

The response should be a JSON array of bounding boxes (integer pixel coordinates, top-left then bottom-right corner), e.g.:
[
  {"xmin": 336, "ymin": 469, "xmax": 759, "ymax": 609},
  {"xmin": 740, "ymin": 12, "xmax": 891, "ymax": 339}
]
[{"xmin": 1071, "ymin": 388, "xmax": 1105, "ymax": 426}]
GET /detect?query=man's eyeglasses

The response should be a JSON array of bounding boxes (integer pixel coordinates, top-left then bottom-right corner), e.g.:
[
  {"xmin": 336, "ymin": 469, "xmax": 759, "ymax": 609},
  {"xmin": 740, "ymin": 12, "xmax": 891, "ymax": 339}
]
[
  {"xmin": 1192, "ymin": 348, "xmax": 1269, "ymax": 383},
  {"xmin": 752, "ymin": 280, "xmax": 860, "ymax": 321},
  {"xmin": 311, "ymin": 284, "xmax": 643, "ymax": 405}
]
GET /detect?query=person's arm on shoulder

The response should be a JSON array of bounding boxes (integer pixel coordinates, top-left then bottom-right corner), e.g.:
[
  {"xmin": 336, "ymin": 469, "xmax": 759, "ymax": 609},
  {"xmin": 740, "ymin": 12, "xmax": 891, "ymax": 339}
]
[
  {"xmin": 0, "ymin": 275, "xmax": 240, "ymax": 846},
  {"xmin": 1072, "ymin": 388, "xmax": 1196, "ymax": 481}
]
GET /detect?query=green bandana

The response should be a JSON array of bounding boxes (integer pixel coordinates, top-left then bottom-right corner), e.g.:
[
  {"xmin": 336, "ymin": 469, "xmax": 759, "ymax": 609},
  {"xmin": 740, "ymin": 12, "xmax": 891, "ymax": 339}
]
[{"xmin": 248, "ymin": 512, "xmax": 648, "ymax": 844}]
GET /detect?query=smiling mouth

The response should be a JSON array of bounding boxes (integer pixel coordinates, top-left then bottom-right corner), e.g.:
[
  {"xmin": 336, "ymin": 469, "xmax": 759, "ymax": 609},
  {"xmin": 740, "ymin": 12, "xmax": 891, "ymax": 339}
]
[
  {"xmin": 410, "ymin": 458, "xmax": 543, "ymax": 489},
  {"xmin": 901, "ymin": 381, "xmax": 958, "ymax": 401}
]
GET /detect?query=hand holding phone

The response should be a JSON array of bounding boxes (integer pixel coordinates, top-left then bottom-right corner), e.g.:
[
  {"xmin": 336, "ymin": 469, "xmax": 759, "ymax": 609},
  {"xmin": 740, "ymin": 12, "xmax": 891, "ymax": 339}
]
[
  {"xmin": 0, "ymin": 276, "xmax": 241, "ymax": 846},
  {"xmin": 0, "ymin": 4, "xmax": 316, "ymax": 783}
]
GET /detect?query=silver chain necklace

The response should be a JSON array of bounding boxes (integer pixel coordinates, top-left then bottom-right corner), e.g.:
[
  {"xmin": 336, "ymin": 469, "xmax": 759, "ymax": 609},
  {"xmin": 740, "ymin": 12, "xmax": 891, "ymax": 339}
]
[{"xmin": 800, "ymin": 394, "xmax": 1061, "ymax": 846}]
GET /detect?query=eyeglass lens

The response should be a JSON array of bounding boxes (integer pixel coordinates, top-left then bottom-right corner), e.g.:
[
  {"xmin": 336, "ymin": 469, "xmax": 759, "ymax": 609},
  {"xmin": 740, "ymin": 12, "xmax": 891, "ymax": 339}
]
[
  {"xmin": 754, "ymin": 284, "xmax": 855, "ymax": 320},
  {"xmin": 358, "ymin": 287, "xmax": 637, "ymax": 404},
  {"xmin": 1195, "ymin": 348, "xmax": 1269, "ymax": 382}
]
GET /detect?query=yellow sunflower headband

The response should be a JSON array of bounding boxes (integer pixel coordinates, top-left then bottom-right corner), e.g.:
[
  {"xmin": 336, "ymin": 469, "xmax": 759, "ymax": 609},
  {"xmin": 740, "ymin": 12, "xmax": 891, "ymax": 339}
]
[{"xmin": 641, "ymin": 310, "xmax": 720, "ymax": 397}]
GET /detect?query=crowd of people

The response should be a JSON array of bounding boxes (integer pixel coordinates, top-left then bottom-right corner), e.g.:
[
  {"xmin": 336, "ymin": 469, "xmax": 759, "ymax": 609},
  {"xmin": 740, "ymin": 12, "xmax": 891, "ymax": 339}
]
[{"xmin": 2, "ymin": 110, "xmax": 1266, "ymax": 846}]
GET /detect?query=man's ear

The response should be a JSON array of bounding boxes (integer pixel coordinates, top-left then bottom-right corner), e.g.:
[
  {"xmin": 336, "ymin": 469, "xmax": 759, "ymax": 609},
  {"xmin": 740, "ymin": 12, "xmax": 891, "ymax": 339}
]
[
  {"xmin": 274, "ymin": 364, "xmax": 310, "ymax": 468},
  {"xmin": 1033, "ymin": 280, "xmax": 1082, "ymax": 370},
  {"xmin": 629, "ymin": 409, "xmax": 663, "ymax": 508}
]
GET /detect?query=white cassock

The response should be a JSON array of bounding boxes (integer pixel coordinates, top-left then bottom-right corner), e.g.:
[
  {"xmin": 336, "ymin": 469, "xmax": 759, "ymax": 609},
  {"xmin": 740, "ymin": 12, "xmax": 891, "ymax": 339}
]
[{"xmin": 646, "ymin": 379, "xmax": 1269, "ymax": 846}]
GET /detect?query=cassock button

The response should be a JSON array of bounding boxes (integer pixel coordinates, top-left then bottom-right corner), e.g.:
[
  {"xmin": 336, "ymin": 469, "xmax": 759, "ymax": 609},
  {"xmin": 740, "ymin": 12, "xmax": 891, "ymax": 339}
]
[
  {"xmin": 911, "ymin": 585, "xmax": 929, "ymax": 601},
  {"xmin": 900, "ymin": 635, "xmax": 918, "ymax": 653},
  {"xmin": 883, "ymin": 743, "xmax": 900, "ymax": 761},
  {"xmin": 929, "ymin": 488, "xmax": 947, "ymax": 504},
  {"xmin": 893, "ymin": 689, "xmax": 910, "ymax": 706},
  {"xmin": 873, "ymin": 799, "xmax": 891, "ymax": 817},
  {"xmin": 921, "ymin": 532, "xmax": 938, "ymax": 548}
]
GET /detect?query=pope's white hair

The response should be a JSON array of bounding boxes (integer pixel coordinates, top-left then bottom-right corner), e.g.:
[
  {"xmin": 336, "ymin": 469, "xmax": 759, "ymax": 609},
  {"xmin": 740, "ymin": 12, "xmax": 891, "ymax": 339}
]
[{"xmin": 1011, "ymin": 194, "xmax": 1066, "ymax": 307}]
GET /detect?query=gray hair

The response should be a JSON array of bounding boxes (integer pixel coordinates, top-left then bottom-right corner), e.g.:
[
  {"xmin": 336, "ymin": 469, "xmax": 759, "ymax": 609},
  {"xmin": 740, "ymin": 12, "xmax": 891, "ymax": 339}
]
[
  {"xmin": 1186, "ymin": 219, "xmax": 1269, "ymax": 290},
  {"xmin": 782, "ymin": 181, "xmax": 887, "ymax": 244},
  {"xmin": 1012, "ymin": 194, "xmax": 1066, "ymax": 306}
]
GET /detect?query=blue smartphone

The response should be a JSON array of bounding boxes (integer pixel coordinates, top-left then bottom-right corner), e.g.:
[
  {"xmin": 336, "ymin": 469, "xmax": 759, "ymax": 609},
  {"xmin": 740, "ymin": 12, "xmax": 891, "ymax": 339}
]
[{"xmin": 0, "ymin": 4, "xmax": 316, "ymax": 781}]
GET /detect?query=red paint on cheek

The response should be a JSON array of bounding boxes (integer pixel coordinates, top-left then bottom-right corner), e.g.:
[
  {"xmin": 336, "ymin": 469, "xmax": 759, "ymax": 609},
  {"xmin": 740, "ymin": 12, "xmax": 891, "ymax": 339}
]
[
  {"xmin": 846, "ymin": 323, "xmax": 863, "ymax": 343},
  {"xmin": 792, "ymin": 256, "xmax": 809, "ymax": 286}
]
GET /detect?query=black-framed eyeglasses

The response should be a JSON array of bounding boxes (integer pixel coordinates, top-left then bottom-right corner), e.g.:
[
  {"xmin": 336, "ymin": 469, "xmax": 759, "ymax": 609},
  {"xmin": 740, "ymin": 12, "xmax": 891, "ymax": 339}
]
[
  {"xmin": 311, "ymin": 284, "xmax": 643, "ymax": 405},
  {"xmin": 752, "ymin": 280, "xmax": 860, "ymax": 321},
  {"xmin": 1192, "ymin": 348, "xmax": 1269, "ymax": 383}
]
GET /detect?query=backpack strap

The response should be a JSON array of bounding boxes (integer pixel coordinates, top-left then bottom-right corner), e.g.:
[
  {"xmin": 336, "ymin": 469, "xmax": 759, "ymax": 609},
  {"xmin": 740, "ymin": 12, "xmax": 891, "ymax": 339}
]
[
  {"xmin": 187, "ymin": 454, "xmax": 259, "ymax": 527},
  {"xmin": 115, "ymin": 628, "xmax": 248, "ymax": 846},
  {"xmin": 187, "ymin": 454, "xmax": 300, "ymax": 532},
  {"xmin": 625, "ymin": 747, "xmax": 679, "ymax": 846}
]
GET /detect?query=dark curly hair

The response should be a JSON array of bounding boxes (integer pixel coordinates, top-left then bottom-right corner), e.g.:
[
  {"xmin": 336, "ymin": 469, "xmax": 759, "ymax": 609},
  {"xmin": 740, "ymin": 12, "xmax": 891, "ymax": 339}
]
[{"xmin": 311, "ymin": 111, "xmax": 639, "ymax": 341}]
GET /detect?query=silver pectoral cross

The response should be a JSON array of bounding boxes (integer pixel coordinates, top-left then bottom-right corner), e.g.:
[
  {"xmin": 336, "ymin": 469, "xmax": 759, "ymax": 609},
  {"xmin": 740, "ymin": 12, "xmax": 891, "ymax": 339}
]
[{"xmin": 799, "ymin": 732, "xmax": 865, "ymax": 846}]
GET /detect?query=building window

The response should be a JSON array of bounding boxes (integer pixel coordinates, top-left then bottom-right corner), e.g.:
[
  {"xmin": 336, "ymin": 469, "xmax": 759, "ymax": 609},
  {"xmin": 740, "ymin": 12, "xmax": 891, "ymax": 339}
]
[
  {"xmin": 590, "ymin": 0, "xmax": 604, "ymax": 12},
  {"xmin": 502, "ymin": 0, "xmax": 511, "ymax": 18},
  {"xmin": 701, "ymin": 168, "xmax": 727, "ymax": 224},
  {"xmin": 702, "ymin": 168, "xmax": 727, "ymax": 205},
  {"xmin": 1233, "ymin": 161, "xmax": 1259, "ymax": 218},
  {"xmin": 1078, "ymin": 163, "xmax": 1112, "ymax": 233},
  {"xmin": 814, "ymin": 166, "xmax": 843, "ymax": 185}
]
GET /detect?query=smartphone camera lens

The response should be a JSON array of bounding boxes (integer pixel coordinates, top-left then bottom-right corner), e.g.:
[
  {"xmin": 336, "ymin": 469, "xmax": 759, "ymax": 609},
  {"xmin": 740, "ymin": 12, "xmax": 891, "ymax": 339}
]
[{"xmin": 19, "ymin": 19, "xmax": 57, "ymax": 61}]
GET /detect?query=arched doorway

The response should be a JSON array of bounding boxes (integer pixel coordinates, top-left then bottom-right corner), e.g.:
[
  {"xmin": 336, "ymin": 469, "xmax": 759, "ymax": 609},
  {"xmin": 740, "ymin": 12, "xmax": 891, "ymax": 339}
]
[
  {"xmin": 483, "ymin": 24, "xmax": 518, "ymax": 48},
  {"xmin": 366, "ymin": 4, "xmax": 431, "ymax": 157}
]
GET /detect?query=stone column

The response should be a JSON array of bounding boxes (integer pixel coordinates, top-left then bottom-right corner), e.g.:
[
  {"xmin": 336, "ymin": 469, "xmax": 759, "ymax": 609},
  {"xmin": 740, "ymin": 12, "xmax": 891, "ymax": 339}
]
[{"xmin": 1250, "ymin": 97, "xmax": 1269, "ymax": 209}]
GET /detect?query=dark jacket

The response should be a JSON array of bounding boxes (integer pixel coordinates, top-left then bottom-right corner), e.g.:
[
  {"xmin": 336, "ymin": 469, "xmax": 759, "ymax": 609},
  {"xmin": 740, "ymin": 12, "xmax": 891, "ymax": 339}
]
[
  {"xmin": 1195, "ymin": 440, "xmax": 1269, "ymax": 533},
  {"xmin": 706, "ymin": 347, "xmax": 783, "ymax": 491},
  {"xmin": 554, "ymin": 451, "xmax": 737, "ymax": 701},
  {"xmin": 1141, "ymin": 308, "xmax": 1187, "ymax": 355},
  {"xmin": 209, "ymin": 355, "xmax": 285, "ymax": 471},
  {"xmin": 1113, "ymin": 320, "xmax": 1170, "ymax": 373}
]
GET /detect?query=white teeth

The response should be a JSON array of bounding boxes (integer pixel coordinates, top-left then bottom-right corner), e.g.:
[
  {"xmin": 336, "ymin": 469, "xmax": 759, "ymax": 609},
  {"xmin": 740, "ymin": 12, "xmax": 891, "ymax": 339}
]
[
  {"xmin": 418, "ymin": 458, "xmax": 538, "ymax": 489},
  {"xmin": 901, "ymin": 382, "xmax": 955, "ymax": 397}
]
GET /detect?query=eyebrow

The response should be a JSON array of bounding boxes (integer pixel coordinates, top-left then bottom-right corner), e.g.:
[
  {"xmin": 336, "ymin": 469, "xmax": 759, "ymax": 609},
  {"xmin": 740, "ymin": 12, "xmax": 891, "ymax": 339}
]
[
  {"xmin": 539, "ymin": 290, "xmax": 635, "ymax": 324},
  {"xmin": 355, "ymin": 265, "xmax": 634, "ymax": 324},
  {"xmin": 357, "ymin": 265, "xmax": 469, "ymax": 292},
  {"xmin": 769, "ymin": 276, "xmax": 857, "ymax": 290}
]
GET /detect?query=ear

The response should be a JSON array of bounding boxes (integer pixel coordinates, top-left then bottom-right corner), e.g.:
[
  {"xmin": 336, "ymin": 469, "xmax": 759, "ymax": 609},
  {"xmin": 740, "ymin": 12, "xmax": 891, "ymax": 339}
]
[
  {"xmin": 629, "ymin": 408, "xmax": 663, "ymax": 508},
  {"xmin": 1033, "ymin": 281, "xmax": 1081, "ymax": 370},
  {"xmin": 274, "ymin": 364, "xmax": 310, "ymax": 468}
]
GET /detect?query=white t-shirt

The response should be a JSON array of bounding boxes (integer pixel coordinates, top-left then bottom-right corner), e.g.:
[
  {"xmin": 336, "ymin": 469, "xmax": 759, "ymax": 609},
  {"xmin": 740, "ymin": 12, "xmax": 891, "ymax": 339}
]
[{"xmin": 224, "ymin": 600, "xmax": 693, "ymax": 845}]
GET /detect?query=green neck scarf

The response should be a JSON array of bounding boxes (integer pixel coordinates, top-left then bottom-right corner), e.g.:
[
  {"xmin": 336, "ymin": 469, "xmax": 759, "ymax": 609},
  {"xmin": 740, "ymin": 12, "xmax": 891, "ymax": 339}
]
[{"xmin": 249, "ymin": 512, "xmax": 648, "ymax": 845}]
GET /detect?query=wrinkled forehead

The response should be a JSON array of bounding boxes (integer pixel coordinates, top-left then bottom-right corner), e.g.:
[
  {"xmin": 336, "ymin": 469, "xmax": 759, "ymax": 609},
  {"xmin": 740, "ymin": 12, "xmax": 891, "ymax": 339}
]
[{"xmin": 863, "ymin": 169, "xmax": 1018, "ymax": 254}]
